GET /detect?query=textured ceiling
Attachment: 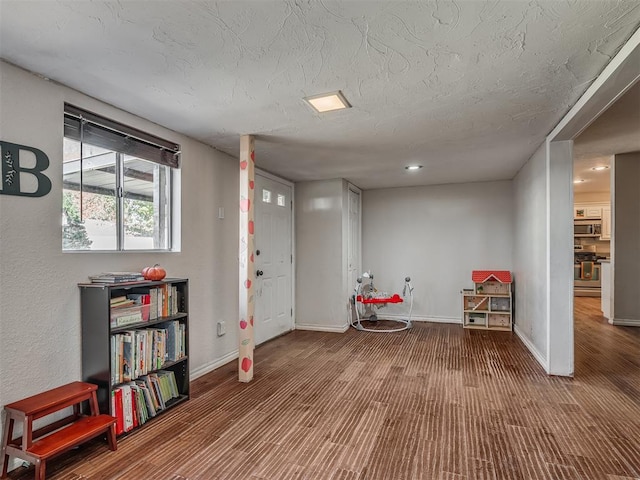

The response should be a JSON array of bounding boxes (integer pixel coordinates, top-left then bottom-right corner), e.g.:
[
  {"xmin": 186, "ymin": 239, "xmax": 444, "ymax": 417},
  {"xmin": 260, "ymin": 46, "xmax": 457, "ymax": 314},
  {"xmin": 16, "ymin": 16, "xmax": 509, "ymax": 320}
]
[
  {"xmin": 573, "ymin": 80, "xmax": 640, "ymax": 193},
  {"xmin": 1, "ymin": 1, "xmax": 639, "ymax": 189}
]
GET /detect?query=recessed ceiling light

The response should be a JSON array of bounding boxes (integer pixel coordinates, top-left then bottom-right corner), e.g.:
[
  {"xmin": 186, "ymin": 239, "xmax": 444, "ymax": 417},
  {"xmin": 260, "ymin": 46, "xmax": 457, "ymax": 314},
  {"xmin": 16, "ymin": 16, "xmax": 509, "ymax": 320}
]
[
  {"xmin": 304, "ymin": 90, "xmax": 351, "ymax": 113},
  {"xmin": 591, "ymin": 165, "xmax": 610, "ymax": 171},
  {"xmin": 405, "ymin": 165, "xmax": 423, "ymax": 171},
  {"xmin": 574, "ymin": 179, "xmax": 585, "ymax": 184}
]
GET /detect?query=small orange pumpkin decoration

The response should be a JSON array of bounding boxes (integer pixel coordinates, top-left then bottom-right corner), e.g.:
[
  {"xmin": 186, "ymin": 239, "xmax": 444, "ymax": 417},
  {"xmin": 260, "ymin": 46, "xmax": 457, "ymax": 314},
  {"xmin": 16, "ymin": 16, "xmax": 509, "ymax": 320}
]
[{"xmin": 143, "ymin": 264, "xmax": 166, "ymax": 281}]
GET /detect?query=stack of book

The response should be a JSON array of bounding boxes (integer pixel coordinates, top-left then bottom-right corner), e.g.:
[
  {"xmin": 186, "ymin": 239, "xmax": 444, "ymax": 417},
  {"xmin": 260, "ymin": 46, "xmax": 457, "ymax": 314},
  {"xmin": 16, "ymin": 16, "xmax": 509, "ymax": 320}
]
[
  {"xmin": 110, "ymin": 296, "xmax": 135, "ymax": 309},
  {"xmin": 151, "ymin": 284, "xmax": 180, "ymax": 318},
  {"xmin": 110, "ymin": 323, "xmax": 186, "ymax": 385},
  {"xmin": 108, "ymin": 285, "xmax": 178, "ymax": 328},
  {"xmin": 111, "ymin": 370, "xmax": 180, "ymax": 435},
  {"xmin": 110, "ymin": 296, "xmax": 146, "ymax": 327},
  {"xmin": 90, "ymin": 272, "xmax": 146, "ymax": 284}
]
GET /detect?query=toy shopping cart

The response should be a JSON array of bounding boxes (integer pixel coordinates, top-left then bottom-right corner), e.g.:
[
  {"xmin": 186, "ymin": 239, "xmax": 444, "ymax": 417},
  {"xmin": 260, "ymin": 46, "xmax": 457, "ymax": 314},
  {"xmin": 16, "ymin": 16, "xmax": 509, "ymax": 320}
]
[{"xmin": 351, "ymin": 273, "xmax": 414, "ymax": 332}]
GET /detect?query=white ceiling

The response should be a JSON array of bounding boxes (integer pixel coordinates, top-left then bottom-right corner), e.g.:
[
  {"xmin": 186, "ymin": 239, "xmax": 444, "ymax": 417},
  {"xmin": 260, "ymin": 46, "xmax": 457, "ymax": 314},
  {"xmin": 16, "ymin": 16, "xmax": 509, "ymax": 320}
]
[
  {"xmin": 573, "ymin": 80, "xmax": 640, "ymax": 194},
  {"xmin": 1, "ymin": 1, "xmax": 639, "ymax": 190}
]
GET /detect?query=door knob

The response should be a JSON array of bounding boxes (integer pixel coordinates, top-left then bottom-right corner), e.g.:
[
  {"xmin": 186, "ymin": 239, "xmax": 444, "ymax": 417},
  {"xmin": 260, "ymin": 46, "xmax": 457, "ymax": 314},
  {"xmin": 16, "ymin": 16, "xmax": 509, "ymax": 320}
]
[{"xmin": 256, "ymin": 270, "xmax": 264, "ymax": 277}]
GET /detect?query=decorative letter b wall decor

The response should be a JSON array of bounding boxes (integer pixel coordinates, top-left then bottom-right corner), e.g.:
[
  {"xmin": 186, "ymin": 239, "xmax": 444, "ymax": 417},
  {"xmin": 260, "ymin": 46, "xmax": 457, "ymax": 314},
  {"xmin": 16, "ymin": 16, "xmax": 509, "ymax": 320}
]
[{"xmin": 0, "ymin": 141, "xmax": 52, "ymax": 197}]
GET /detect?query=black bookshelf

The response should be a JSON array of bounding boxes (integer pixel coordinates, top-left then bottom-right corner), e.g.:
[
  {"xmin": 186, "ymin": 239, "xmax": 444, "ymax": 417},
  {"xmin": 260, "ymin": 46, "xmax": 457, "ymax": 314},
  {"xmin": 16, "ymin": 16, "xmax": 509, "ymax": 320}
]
[{"xmin": 79, "ymin": 278, "xmax": 189, "ymax": 433}]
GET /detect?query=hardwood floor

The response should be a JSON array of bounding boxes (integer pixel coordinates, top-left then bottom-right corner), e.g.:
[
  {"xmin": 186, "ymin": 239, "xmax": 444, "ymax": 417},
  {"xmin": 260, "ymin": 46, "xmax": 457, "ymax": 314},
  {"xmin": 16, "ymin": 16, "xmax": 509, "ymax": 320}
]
[{"xmin": 7, "ymin": 298, "xmax": 640, "ymax": 479}]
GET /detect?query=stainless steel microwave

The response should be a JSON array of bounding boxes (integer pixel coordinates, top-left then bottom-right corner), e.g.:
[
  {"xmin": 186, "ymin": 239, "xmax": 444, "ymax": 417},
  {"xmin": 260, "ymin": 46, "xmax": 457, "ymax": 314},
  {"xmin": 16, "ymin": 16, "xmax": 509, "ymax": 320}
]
[{"xmin": 574, "ymin": 219, "xmax": 602, "ymax": 237}]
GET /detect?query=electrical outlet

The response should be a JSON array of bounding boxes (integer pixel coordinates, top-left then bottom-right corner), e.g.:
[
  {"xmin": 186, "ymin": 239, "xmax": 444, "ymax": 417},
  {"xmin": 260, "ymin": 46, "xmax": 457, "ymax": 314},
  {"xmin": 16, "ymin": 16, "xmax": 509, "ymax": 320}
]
[{"xmin": 217, "ymin": 321, "xmax": 226, "ymax": 336}]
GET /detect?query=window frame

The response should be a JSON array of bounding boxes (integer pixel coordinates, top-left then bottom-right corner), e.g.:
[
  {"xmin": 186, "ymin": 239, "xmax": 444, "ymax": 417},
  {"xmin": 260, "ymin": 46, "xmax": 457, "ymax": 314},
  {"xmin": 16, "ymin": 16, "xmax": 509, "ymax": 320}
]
[{"xmin": 63, "ymin": 105, "xmax": 180, "ymax": 252}]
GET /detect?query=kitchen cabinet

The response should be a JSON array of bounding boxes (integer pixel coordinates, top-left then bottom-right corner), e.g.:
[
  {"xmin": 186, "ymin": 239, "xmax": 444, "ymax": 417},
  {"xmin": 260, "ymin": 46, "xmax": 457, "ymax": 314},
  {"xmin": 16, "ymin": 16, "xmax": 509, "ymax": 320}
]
[
  {"xmin": 601, "ymin": 206, "xmax": 611, "ymax": 240},
  {"xmin": 574, "ymin": 204, "xmax": 602, "ymax": 219}
]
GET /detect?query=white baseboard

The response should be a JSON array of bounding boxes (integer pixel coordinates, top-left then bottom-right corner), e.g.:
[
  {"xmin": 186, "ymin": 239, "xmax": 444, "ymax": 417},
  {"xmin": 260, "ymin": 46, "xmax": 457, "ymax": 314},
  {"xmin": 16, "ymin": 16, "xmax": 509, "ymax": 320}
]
[
  {"xmin": 547, "ymin": 365, "xmax": 574, "ymax": 377},
  {"xmin": 610, "ymin": 317, "xmax": 640, "ymax": 327},
  {"xmin": 190, "ymin": 349, "xmax": 238, "ymax": 381},
  {"xmin": 383, "ymin": 314, "xmax": 461, "ymax": 324},
  {"xmin": 513, "ymin": 324, "xmax": 549, "ymax": 372},
  {"xmin": 295, "ymin": 323, "xmax": 350, "ymax": 333}
]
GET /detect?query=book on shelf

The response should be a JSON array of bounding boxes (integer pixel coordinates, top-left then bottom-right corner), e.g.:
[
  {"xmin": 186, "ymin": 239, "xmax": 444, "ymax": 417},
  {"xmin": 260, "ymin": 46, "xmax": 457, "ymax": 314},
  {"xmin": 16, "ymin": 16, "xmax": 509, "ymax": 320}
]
[
  {"xmin": 153, "ymin": 284, "xmax": 180, "ymax": 318},
  {"xmin": 149, "ymin": 289, "xmax": 158, "ymax": 320},
  {"xmin": 111, "ymin": 298, "xmax": 135, "ymax": 308},
  {"xmin": 132, "ymin": 384, "xmax": 146, "ymax": 425},
  {"xmin": 111, "ymin": 309, "xmax": 143, "ymax": 328},
  {"xmin": 134, "ymin": 330, "xmax": 146, "ymax": 379},
  {"xmin": 111, "ymin": 388, "xmax": 124, "ymax": 436},
  {"xmin": 112, "ymin": 384, "xmax": 145, "ymax": 435},
  {"xmin": 158, "ymin": 370, "xmax": 180, "ymax": 399},
  {"xmin": 136, "ymin": 379, "xmax": 157, "ymax": 417},
  {"xmin": 127, "ymin": 293, "xmax": 150, "ymax": 306},
  {"xmin": 147, "ymin": 373, "xmax": 165, "ymax": 410},
  {"xmin": 122, "ymin": 332, "xmax": 133, "ymax": 382},
  {"xmin": 110, "ymin": 300, "xmax": 152, "ymax": 327},
  {"xmin": 111, "ymin": 371, "xmax": 182, "ymax": 435},
  {"xmin": 153, "ymin": 329, "xmax": 166, "ymax": 369},
  {"xmin": 159, "ymin": 285, "xmax": 168, "ymax": 318},
  {"xmin": 140, "ymin": 375, "xmax": 160, "ymax": 412},
  {"xmin": 163, "ymin": 320, "xmax": 185, "ymax": 362},
  {"xmin": 90, "ymin": 272, "xmax": 146, "ymax": 283},
  {"xmin": 122, "ymin": 385, "xmax": 134, "ymax": 432},
  {"xmin": 110, "ymin": 325, "xmax": 186, "ymax": 385}
]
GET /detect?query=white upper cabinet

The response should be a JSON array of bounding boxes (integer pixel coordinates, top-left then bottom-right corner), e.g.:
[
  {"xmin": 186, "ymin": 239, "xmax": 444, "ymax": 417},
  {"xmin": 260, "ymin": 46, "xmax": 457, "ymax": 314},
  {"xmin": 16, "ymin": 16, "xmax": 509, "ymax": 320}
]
[{"xmin": 574, "ymin": 204, "xmax": 603, "ymax": 219}]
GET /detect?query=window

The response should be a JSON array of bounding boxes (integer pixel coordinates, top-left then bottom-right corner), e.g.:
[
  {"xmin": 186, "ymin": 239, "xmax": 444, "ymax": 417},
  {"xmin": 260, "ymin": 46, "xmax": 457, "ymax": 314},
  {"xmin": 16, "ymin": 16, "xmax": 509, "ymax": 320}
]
[{"xmin": 62, "ymin": 105, "xmax": 179, "ymax": 251}]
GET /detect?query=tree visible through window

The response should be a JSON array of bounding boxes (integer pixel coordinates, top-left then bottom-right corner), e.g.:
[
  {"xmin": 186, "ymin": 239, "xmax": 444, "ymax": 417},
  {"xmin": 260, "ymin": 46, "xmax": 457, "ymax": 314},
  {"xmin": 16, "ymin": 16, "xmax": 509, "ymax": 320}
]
[{"xmin": 62, "ymin": 105, "xmax": 179, "ymax": 251}]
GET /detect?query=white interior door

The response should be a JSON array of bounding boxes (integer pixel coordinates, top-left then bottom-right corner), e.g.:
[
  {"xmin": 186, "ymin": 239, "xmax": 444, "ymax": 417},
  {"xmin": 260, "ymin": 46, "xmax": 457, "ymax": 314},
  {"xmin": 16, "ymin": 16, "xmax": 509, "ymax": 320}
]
[
  {"xmin": 348, "ymin": 187, "xmax": 361, "ymax": 295},
  {"xmin": 254, "ymin": 173, "xmax": 293, "ymax": 345}
]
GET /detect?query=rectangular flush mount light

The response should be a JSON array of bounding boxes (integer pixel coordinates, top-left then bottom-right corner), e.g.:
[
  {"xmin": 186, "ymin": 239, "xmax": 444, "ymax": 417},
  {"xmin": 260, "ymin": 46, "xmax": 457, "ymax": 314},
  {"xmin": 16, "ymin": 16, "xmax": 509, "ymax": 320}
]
[{"xmin": 304, "ymin": 90, "xmax": 351, "ymax": 113}]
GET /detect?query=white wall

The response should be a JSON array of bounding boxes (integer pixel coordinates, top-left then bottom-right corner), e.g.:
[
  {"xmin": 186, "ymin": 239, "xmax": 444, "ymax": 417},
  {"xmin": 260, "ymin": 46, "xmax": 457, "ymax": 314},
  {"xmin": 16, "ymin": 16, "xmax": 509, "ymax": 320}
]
[
  {"xmin": 295, "ymin": 179, "xmax": 350, "ymax": 331},
  {"xmin": 512, "ymin": 144, "xmax": 549, "ymax": 369},
  {"xmin": 574, "ymin": 192, "xmax": 611, "ymax": 203},
  {"xmin": 611, "ymin": 152, "xmax": 640, "ymax": 325},
  {"xmin": 0, "ymin": 62, "xmax": 240, "ymax": 437},
  {"xmin": 362, "ymin": 181, "xmax": 514, "ymax": 322}
]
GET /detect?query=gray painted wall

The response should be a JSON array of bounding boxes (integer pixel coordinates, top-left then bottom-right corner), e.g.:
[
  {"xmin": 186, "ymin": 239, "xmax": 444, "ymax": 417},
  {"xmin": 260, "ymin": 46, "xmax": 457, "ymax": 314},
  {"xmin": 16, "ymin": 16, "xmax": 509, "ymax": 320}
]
[
  {"xmin": 513, "ymin": 144, "xmax": 549, "ymax": 366},
  {"xmin": 574, "ymin": 192, "xmax": 611, "ymax": 203},
  {"xmin": 612, "ymin": 151, "xmax": 640, "ymax": 324},
  {"xmin": 0, "ymin": 62, "xmax": 240, "ymax": 434},
  {"xmin": 295, "ymin": 179, "xmax": 350, "ymax": 331},
  {"xmin": 362, "ymin": 181, "xmax": 514, "ymax": 322}
]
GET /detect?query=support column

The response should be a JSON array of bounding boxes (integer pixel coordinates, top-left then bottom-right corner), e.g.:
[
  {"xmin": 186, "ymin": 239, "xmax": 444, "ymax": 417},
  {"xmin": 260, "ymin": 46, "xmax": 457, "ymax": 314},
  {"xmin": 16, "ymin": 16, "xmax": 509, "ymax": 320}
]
[
  {"xmin": 238, "ymin": 135, "xmax": 255, "ymax": 382},
  {"xmin": 546, "ymin": 140, "xmax": 574, "ymax": 376}
]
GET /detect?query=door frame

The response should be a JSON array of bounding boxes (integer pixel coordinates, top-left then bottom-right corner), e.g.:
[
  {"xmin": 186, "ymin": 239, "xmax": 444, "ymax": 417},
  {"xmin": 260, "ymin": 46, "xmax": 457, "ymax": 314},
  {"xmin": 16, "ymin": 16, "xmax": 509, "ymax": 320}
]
[
  {"xmin": 347, "ymin": 182, "xmax": 362, "ymax": 307},
  {"xmin": 255, "ymin": 168, "xmax": 296, "ymax": 333},
  {"xmin": 540, "ymin": 28, "xmax": 639, "ymax": 375}
]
